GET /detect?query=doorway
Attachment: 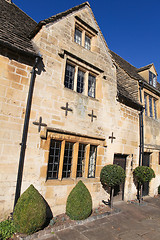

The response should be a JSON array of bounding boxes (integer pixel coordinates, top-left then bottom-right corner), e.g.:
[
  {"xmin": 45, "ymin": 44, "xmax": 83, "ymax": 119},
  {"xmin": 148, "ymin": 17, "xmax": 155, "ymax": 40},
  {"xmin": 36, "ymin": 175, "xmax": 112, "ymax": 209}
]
[
  {"xmin": 142, "ymin": 152, "xmax": 150, "ymax": 196},
  {"xmin": 113, "ymin": 154, "xmax": 127, "ymax": 201}
]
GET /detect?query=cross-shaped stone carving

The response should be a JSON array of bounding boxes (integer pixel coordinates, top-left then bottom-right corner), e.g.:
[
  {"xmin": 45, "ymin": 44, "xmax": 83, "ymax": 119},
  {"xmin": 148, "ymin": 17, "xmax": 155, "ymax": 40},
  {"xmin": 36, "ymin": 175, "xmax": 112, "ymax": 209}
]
[
  {"xmin": 88, "ymin": 110, "xmax": 97, "ymax": 122},
  {"xmin": 61, "ymin": 102, "xmax": 73, "ymax": 116},
  {"xmin": 33, "ymin": 116, "xmax": 47, "ymax": 132},
  {"xmin": 109, "ymin": 132, "xmax": 116, "ymax": 143}
]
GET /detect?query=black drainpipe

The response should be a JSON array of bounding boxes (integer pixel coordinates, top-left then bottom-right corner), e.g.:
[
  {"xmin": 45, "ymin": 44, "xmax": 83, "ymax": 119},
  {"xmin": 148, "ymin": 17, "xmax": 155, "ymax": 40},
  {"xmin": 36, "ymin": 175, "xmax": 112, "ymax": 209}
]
[
  {"xmin": 13, "ymin": 55, "xmax": 41, "ymax": 209},
  {"xmin": 139, "ymin": 81, "xmax": 144, "ymax": 166}
]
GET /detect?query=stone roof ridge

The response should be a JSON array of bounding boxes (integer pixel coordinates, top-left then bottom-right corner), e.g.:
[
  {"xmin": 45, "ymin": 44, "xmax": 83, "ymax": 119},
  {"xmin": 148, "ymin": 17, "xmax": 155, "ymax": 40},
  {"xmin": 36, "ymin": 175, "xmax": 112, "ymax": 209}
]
[{"xmin": 29, "ymin": 2, "xmax": 90, "ymax": 39}]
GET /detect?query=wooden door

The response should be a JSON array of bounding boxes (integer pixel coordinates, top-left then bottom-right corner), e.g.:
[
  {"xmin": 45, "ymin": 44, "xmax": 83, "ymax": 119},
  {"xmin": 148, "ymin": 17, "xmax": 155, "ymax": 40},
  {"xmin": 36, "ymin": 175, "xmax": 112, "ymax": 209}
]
[
  {"xmin": 142, "ymin": 153, "xmax": 150, "ymax": 196},
  {"xmin": 113, "ymin": 154, "xmax": 126, "ymax": 201}
]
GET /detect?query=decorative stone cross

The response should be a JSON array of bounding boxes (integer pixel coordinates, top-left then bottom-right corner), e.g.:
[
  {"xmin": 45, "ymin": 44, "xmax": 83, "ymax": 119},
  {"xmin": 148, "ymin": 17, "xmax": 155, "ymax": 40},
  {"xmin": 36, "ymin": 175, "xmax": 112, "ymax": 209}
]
[
  {"xmin": 33, "ymin": 116, "xmax": 47, "ymax": 132},
  {"xmin": 109, "ymin": 132, "xmax": 116, "ymax": 143},
  {"xmin": 88, "ymin": 110, "xmax": 97, "ymax": 122},
  {"xmin": 61, "ymin": 102, "xmax": 73, "ymax": 116}
]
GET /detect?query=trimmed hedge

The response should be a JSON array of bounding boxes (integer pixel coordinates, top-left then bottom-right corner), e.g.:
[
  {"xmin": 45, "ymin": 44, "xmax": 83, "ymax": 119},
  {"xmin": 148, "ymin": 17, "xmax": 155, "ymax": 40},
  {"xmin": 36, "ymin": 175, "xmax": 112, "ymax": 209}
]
[
  {"xmin": 133, "ymin": 166, "xmax": 155, "ymax": 185},
  {"xmin": 66, "ymin": 180, "xmax": 92, "ymax": 220},
  {"xmin": 13, "ymin": 184, "xmax": 47, "ymax": 234},
  {"xmin": 0, "ymin": 219, "xmax": 15, "ymax": 240},
  {"xmin": 100, "ymin": 164, "xmax": 126, "ymax": 187}
]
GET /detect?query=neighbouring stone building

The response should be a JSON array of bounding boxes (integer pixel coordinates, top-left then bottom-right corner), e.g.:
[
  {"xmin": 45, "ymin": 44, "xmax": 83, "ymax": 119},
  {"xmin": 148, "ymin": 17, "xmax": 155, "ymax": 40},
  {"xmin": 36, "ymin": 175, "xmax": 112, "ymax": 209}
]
[{"xmin": 0, "ymin": 0, "xmax": 159, "ymax": 220}]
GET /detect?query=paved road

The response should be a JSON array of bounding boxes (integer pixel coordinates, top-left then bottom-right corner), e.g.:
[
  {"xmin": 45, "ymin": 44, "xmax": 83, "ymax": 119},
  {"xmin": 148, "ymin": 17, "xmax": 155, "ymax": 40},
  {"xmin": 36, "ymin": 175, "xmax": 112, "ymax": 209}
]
[{"xmin": 38, "ymin": 197, "xmax": 160, "ymax": 240}]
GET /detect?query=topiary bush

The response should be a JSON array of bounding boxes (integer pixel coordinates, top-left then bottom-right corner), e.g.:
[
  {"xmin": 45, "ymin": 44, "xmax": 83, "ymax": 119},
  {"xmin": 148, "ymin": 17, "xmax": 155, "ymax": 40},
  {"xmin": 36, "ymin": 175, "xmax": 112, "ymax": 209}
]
[
  {"xmin": 66, "ymin": 180, "xmax": 92, "ymax": 220},
  {"xmin": 100, "ymin": 164, "xmax": 126, "ymax": 188},
  {"xmin": 13, "ymin": 184, "xmax": 47, "ymax": 235},
  {"xmin": 133, "ymin": 166, "xmax": 155, "ymax": 185},
  {"xmin": 0, "ymin": 219, "xmax": 16, "ymax": 240},
  {"xmin": 100, "ymin": 164, "xmax": 126, "ymax": 208}
]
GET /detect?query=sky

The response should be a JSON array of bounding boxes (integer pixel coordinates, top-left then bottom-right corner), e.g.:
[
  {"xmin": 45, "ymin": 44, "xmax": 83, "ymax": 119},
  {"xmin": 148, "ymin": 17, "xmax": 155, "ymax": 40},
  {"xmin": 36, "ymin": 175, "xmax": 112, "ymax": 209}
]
[{"xmin": 13, "ymin": 0, "xmax": 160, "ymax": 81}]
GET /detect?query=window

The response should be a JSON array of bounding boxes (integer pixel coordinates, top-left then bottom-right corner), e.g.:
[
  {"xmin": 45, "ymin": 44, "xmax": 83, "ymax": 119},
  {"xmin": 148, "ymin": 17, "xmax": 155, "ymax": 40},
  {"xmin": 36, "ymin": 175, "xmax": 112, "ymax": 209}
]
[
  {"xmin": 154, "ymin": 99, "xmax": 157, "ymax": 119},
  {"xmin": 88, "ymin": 145, "xmax": 97, "ymax": 178},
  {"xmin": 47, "ymin": 138, "xmax": 99, "ymax": 180},
  {"xmin": 62, "ymin": 142, "xmax": 74, "ymax": 178},
  {"xmin": 149, "ymin": 96, "xmax": 153, "ymax": 118},
  {"xmin": 64, "ymin": 63, "xmax": 75, "ymax": 90},
  {"xmin": 88, "ymin": 74, "xmax": 96, "ymax": 98},
  {"xmin": 149, "ymin": 71, "xmax": 157, "ymax": 87},
  {"xmin": 76, "ymin": 144, "xmax": 86, "ymax": 177},
  {"xmin": 74, "ymin": 28, "xmax": 82, "ymax": 45},
  {"xmin": 144, "ymin": 94, "xmax": 148, "ymax": 116},
  {"xmin": 64, "ymin": 62, "xmax": 96, "ymax": 98},
  {"xmin": 47, "ymin": 140, "xmax": 61, "ymax": 179},
  {"xmin": 85, "ymin": 35, "xmax": 91, "ymax": 50},
  {"xmin": 77, "ymin": 70, "xmax": 84, "ymax": 93}
]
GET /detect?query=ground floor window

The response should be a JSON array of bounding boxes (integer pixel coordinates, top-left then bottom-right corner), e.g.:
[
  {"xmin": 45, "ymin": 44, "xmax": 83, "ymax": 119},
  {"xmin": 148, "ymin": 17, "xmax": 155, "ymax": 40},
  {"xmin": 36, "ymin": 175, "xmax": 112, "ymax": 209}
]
[{"xmin": 47, "ymin": 139, "xmax": 98, "ymax": 180}]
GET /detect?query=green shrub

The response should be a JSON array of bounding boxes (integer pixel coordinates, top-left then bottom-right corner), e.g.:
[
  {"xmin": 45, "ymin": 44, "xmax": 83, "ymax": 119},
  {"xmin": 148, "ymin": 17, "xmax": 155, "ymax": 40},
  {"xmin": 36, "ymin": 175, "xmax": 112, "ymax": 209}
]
[
  {"xmin": 66, "ymin": 180, "xmax": 92, "ymax": 220},
  {"xmin": 133, "ymin": 166, "xmax": 155, "ymax": 185},
  {"xmin": 13, "ymin": 184, "xmax": 47, "ymax": 235},
  {"xmin": 100, "ymin": 164, "xmax": 126, "ymax": 188},
  {"xmin": 0, "ymin": 219, "xmax": 16, "ymax": 240},
  {"xmin": 158, "ymin": 185, "xmax": 160, "ymax": 194}
]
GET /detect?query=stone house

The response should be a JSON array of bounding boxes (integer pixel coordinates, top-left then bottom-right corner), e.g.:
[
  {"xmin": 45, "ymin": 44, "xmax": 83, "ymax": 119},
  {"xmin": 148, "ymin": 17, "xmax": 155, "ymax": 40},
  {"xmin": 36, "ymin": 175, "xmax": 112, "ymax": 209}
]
[{"xmin": 0, "ymin": 0, "xmax": 159, "ymax": 220}]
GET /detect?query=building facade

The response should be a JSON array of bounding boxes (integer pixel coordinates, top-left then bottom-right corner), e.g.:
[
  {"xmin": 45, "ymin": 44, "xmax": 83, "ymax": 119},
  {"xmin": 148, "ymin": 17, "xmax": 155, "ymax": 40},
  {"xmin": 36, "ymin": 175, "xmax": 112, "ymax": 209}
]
[{"xmin": 0, "ymin": 0, "xmax": 159, "ymax": 220}]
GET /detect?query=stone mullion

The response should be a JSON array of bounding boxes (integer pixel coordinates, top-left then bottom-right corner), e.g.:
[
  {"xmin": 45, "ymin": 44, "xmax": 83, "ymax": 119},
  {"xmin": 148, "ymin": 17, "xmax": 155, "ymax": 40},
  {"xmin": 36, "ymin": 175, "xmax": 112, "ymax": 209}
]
[
  {"xmin": 84, "ymin": 144, "xmax": 90, "ymax": 178},
  {"xmin": 84, "ymin": 71, "xmax": 89, "ymax": 96},
  {"xmin": 71, "ymin": 142, "xmax": 79, "ymax": 179},
  {"xmin": 58, "ymin": 140, "xmax": 65, "ymax": 180}
]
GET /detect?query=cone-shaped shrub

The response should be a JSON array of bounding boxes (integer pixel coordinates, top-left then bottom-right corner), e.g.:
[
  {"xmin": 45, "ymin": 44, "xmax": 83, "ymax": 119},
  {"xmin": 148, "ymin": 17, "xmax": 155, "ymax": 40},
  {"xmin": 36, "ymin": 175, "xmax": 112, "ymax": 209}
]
[
  {"xmin": 13, "ymin": 185, "xmax": 47, "ymax": 234},
  {"xmin": 66, "ymin": 180, "xmax": 92, "ymax": 220}
]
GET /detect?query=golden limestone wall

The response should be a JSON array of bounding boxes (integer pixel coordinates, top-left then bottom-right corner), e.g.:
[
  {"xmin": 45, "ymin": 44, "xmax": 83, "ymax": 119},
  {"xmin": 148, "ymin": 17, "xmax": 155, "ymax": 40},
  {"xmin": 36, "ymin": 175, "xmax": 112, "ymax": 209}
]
[
  {"xmin": 0, "ymin": 50, "xmax": 34, "ymax": 219},
  {"xmin": 0, "ymin": 6, "xmax": 140, "ymax": 219}
]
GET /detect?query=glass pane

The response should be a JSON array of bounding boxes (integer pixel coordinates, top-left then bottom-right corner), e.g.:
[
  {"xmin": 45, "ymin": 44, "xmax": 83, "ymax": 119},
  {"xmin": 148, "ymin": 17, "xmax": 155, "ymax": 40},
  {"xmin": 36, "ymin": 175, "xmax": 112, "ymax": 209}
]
[
  {"xmin": 85, "ymin": 35, "xmax": 91, "ymax": 50},
  {"xmin": 77, "ymin": 70, "xmax": 84, "ymax": 93},
  {"xmin": 64, "ymin": 63, "xmax": 75, "ymax": 90},
  {"xmin": 144, "ymin": 94, "xmax": 147, "ymax": 116},
  {"xmin": 154, "ymin": 99, "xmax": 157, "ymax": 119},
  {"xmin": 76, "ymin": 144, "xmax": 86, "ymax": 177},
  {"xmin": 88, "ymin": 74, "xmax": 96, "ymax": 98},
  {"xmin": 47, "ymin": 140, "xmax": 61, "ymax": 179},
  {"xmin": 62, "ymin": 142, "xmax": 73, "ymax": 178},
  {"xmin": 88, "ymin": 145, "xmax": 97, "ymax": 178},
  {"xmin": 149, "ymin": 96, "xmax": 153, "ymax": 118},
  {"xmin": 74, "ymin": 28, "xmax": 82, "ymax": 45}
]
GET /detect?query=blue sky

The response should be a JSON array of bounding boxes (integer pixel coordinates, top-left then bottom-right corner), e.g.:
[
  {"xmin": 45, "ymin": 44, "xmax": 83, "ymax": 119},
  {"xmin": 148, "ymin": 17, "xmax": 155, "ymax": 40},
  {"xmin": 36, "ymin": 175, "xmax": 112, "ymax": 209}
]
[{"xmin": 13, "ymin": 0, "xmax": 160, "ymax": 80}]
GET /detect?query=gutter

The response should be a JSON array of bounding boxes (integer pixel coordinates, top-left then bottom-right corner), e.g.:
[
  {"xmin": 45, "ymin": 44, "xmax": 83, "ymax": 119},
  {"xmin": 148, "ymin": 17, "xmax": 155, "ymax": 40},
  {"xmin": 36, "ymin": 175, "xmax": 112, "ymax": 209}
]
[
  {"xmin": 139, "ymin": 81, "xmax": 144, "ymax": 166},
  {"xmin": 13, "ymin": 54, "xmax": 41, "ymax": 209}
]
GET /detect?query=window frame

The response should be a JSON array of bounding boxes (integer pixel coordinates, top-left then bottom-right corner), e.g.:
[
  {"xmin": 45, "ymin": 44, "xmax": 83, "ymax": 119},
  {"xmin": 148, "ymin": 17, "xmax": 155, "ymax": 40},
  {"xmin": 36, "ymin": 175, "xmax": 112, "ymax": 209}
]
[
  {"xmin": 74, "ymin": 27, "xmax": 82, "ymax": 46},
  {"xmin": 88, "ymin": 73, "xmax": 96, "ymax": 98},
  {"xmin": 64, "ymin": 63, "xmax": 75, "ymax": 90},
  {"xmin": 88, "ymin": 145, "xmax": 97, "ymax": 178}
]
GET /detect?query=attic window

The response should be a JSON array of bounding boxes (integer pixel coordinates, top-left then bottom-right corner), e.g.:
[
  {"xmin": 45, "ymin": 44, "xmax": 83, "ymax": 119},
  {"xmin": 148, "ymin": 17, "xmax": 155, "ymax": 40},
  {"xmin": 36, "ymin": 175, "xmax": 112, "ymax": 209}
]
[
  {"xmin": 75, "ymin": 28, "xmax": 82, "ymax": 45},
  {"xmin": 149, "ymin": 71, "xmax": 157, "ymax": 88},
  {"xmin": 85, "ymin": 34, "xmax": 91, "ymax": 50}
]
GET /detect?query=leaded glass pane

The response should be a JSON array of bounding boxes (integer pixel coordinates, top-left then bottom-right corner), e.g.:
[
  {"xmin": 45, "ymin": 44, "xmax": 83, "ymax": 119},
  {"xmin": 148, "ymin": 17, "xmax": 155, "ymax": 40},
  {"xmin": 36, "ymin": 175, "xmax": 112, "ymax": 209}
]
[
  {"xmin": 149, "ymin": 96, "xmax": 153, "ymax": 118},
  {"xmin": 154, "ymin": 99, "xmax": 157, "ymax": 119},
  {"xmin": 85, "ymin": 35, "xmax": 91, "ymax": 50},
  {"xmin": 76, "ymin": 144, "xmax": 86, "ymax": 177},
  {"xmin": 64, "ymin": 63, "xmax": 75, "ymax": 90},
  {"xmin": 74, "ymin": 28, "xmax": 82, "ymax": 45},
  {"xmin": 77, "ymin": 70, "xmax": 84, "ymax": 93},
  {"xmin": 88, "ymin": 74, "xmax": 96, "ymax": 98},
  {"xmin": 88, "ymin": 145, "xmax": 97, "ymax": 178},
  {"xmin": 62, "ymin": 142, "xmax": 73, "ymax": 178},
  {"xmin": 144, "ymin": 94, "xmax": 147, "ymax": 116},
  {"xmin": 47, "ymin": 140, "xmax": 61, "ymax": 179}
]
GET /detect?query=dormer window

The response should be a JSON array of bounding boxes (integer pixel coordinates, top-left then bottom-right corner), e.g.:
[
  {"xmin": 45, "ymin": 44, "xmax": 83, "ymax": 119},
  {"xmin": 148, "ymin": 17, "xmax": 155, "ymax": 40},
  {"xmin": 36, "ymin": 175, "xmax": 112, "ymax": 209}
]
[
  {"xmin": 149, "ymin": 71, "xmax": 157, "ymax": 87},
  {"xmin": 74, "ymin": 28, "xmax": 82, "ymax": 45}
]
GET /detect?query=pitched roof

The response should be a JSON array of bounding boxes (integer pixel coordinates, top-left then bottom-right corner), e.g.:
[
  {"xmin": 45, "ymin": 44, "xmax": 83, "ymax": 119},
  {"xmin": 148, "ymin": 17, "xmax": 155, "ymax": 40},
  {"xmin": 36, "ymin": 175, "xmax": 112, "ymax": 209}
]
[
  {"xmin": 137, "ymin": 64, "xmax": 153, "ymax": 72},
  {"xmin": 0, "ymin": 0, "xmax": 38, "ymax": 57},
  {"xmin": 29, "ymin": 2, "xmax": 90, "ymax": 39}
]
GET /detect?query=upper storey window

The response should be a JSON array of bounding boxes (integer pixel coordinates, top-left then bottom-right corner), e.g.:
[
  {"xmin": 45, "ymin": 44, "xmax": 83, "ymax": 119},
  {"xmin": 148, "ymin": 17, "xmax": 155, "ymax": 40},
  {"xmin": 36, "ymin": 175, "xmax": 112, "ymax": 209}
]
[
  {"xmin": 85, "ymin": 35, "xmax": 91, "ymax": 50},
  {"xmin": 64, "ymin": 63, "xmax": 75, "ymax": 90},
  {"xmin": 74, "ymin": 28, "xmax": 82, "ymax": 45},
  {"xmin": 149, "ymin": 71, "xmax": 157, "ymax": 88},
  {"xmin": 88, "ymin": 74, "xmax": 96, "ymax": 98}
]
